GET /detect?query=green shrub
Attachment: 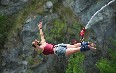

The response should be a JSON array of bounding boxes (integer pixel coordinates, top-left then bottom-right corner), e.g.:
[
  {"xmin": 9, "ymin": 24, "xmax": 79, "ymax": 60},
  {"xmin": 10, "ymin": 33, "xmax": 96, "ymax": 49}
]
[
  {"xmin": 44, "ymin": 19, "xmax": 81, "ymax": 44},
  {"xmin": 66, "ymin": 53, "xmax": 85, "ymax": 73},
  {"xmin": 96, "ymin": 37, "xmax": 116, "ymax": 73},
  {"xmin": 96, "ymin": 50, "xmax": 116, "ymax": 73},
  {"xmin": 0, "ymin": 14, "xmax": 14, "ymax": 48},
  {"xmin": 45, "ymin": 20, "xmax": 67, "ymax": 44}
]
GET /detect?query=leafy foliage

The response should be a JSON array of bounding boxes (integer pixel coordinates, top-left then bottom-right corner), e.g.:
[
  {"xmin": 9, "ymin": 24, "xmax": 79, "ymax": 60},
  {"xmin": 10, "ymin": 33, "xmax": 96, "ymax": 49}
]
[
  {"xmin": 96, "ymin": 38, "xmax": 116, "ymax": 73},
  {"xmin": 45, "ymin": 20, "xmax": 67, "ymax": 44},
  {"xmin": 96, "ymin": 50, "xmax": 116, "ymax": 73},
  {"xmin": 0, "ymin": 14, "xmax": 15, "ymax": 48},
  {"xmin": 66, "ymin": 53, "xmax": 85, "ymax": 73},
  {"xmin": 53, "ymin": 2, "xmax": 74, "ymax": 22},
  {"xmin": 44, "ymin": 19, "xmax": 81, "ymax": 44}
]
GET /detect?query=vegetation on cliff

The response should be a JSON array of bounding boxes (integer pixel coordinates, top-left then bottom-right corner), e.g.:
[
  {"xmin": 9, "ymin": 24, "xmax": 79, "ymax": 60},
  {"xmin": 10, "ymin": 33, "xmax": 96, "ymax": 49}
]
[
  {"xmin": 1, "ymin": 0, "xmax": 116, "ymax": 73},
  {"xmin": 96, "ymin": 35, "xmax": 116, "ymax": 73}
]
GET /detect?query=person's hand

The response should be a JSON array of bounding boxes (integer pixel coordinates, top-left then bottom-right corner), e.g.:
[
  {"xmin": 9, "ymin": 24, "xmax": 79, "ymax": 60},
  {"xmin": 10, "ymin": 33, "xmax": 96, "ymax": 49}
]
[{"xmin": 38, "ymin": 21, "xmax": 42, "ymax": 29}]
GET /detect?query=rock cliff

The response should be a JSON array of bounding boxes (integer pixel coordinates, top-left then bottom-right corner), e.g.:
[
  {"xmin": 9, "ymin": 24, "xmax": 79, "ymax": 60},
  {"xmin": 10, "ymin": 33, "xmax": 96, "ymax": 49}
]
[
  {"xmin": 0, "ymin": 0, "xmax": 116, "ymax": 73},
  {"xmin": 63, "ymin": 0, "xmax": 116, "ymax": 72}
]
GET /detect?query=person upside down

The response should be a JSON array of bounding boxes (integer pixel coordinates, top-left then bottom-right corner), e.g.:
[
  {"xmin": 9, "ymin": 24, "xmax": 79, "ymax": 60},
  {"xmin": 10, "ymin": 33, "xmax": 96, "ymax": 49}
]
[{"xmin": 32, "ymin": 21, "xmax": 96, "ymax": 56}]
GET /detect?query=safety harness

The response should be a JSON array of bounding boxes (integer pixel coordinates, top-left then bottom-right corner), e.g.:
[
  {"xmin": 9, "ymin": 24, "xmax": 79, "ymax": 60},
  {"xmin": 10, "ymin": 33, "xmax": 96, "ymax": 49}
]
[{"xmin": 79, "ymin": 27, "xmax": 90, "ymax": 52}]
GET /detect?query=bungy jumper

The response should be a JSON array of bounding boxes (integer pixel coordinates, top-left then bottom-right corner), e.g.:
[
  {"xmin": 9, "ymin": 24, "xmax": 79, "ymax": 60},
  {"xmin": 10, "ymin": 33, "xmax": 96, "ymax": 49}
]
[{"xmin": 79, "ymin": 0, "xmax": 115, "ymax": 42}]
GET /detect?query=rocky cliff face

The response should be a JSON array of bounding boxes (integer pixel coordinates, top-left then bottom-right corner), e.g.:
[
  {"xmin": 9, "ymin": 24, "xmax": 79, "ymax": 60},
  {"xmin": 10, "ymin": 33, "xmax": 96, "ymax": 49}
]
[
  {"xmin": 0, "ymin": 0, "xmax": 116, "ymax": 73},
  {"xmin": 63, "ymin": 0, "xmax": 116, "ymax": 73},
  {"xmin": 0, "ymin": 12, "xmax": 68, "ymax": 73},
  {"xmin": 0, "ymin": 0, "xmax": 28, "ymax": 15}
]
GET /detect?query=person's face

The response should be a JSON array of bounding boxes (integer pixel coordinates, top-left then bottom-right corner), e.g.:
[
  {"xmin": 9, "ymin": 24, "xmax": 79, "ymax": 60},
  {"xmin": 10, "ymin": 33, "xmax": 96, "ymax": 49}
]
[
  {"xmin": 32, "ymin": 40, "xmax": 40, "ymax": 47},
  {"xmin": 35, "ymin": 40, "xmax": 42, "ymax": 46}
]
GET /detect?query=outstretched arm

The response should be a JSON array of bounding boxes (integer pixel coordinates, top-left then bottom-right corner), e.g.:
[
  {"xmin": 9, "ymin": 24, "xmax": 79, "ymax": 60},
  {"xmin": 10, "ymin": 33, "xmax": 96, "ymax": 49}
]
[{"xmin": 38, "ymin": 21, "xmax": 46, "ymax": 43}]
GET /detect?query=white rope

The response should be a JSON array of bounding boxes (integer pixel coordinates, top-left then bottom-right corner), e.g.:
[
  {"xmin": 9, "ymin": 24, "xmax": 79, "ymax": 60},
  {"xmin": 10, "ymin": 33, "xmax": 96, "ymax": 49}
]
[{"xmin": 85, "ymin": 0, "xmax": 115, "ymax": 29}]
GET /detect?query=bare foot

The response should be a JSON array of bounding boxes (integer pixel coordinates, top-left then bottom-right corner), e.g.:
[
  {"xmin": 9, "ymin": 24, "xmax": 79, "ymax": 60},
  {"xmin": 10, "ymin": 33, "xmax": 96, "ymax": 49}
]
[
  {"xmin": 88, "ymin": 45, "xmax": 96, "ymax": 51},
  {"xmin": 90, "ymin": 43, "xmax": 96, "ymax": 47}
]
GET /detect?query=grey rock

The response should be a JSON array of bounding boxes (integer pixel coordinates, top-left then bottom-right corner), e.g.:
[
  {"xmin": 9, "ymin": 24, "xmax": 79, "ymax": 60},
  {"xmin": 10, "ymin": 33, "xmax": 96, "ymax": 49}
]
[
  {"xmin": 63, "ymin": 0, "xmax": 116, "ymax": 73},
  {"xmin": 21, "ymin": 61, "xmax": 28, "ymax": 65},
  {"xmin": 21, "ymin": 0, "xmax": 28, "ymax": 3},
  {"xmin": 44, "ymin": 1, "xmax": 53, "ymax": 13},
  {"xmin": 1, "ymin": 0, "xmax": 10, "ymax": 6},
  {"xmin": 0, "ymin": 0, "xmax": 28, "ymax": 15},
  {"xmin": 10, "ymin": 0, "xmax": 19, "ymax": 3},
  {"xmin": 46, "ymin": 1, "xmax": 53, "ymax": 9},
  {"xmin": 1, "ymin": 13, "xmax": 60, "ymax": 73},
  {"xmin": 1, "ymin": 0, "xmax": 115, "ymax": 73}
]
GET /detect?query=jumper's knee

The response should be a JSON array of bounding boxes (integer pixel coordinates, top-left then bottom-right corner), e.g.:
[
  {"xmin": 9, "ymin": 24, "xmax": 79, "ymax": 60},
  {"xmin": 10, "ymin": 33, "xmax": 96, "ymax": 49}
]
[{"xmin": 80, "ymin": 45, "xmax": 90, "ymax": 52}]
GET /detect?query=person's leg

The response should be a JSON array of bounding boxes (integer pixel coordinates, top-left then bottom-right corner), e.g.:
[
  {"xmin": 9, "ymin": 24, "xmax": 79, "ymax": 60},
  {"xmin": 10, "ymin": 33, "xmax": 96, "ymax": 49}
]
[
  {"xmin": 65, "ymin": 44, "xmax": 96, "ymax": 56},
  {"xmin": 73, "ymin": 43, "xmax": 81, "ymax": 47},
  {"xmin": 66, "ymin": 43, "xmax": 81, "ymax": 48},
  {"xmin": 54, "ymin": 43, "xmax": 81, "ymax": 56},
  {"xmin": 65, "ymin": 47, "xmax": 81, "ymax": 56},
  {"xmin": 65, "ymin": 41, "xmax": 95, "ymax": 48},
  {"xmin": 57, "ymin": 43, "xmax": 96, "ymax": 56}
]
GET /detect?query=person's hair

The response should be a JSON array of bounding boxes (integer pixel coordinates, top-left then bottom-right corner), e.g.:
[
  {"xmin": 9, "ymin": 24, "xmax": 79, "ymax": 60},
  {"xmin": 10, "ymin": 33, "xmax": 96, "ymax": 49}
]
[{"xmin": 32, "ymin": 41, "xmax": 41, "ymax": 48}]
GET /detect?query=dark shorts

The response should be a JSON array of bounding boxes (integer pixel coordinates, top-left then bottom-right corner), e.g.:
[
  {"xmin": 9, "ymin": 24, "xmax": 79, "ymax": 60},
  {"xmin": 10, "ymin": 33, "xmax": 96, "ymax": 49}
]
[{"xmin": 54, "ymin": 44, "xmax": 67, "ymax": 56}]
